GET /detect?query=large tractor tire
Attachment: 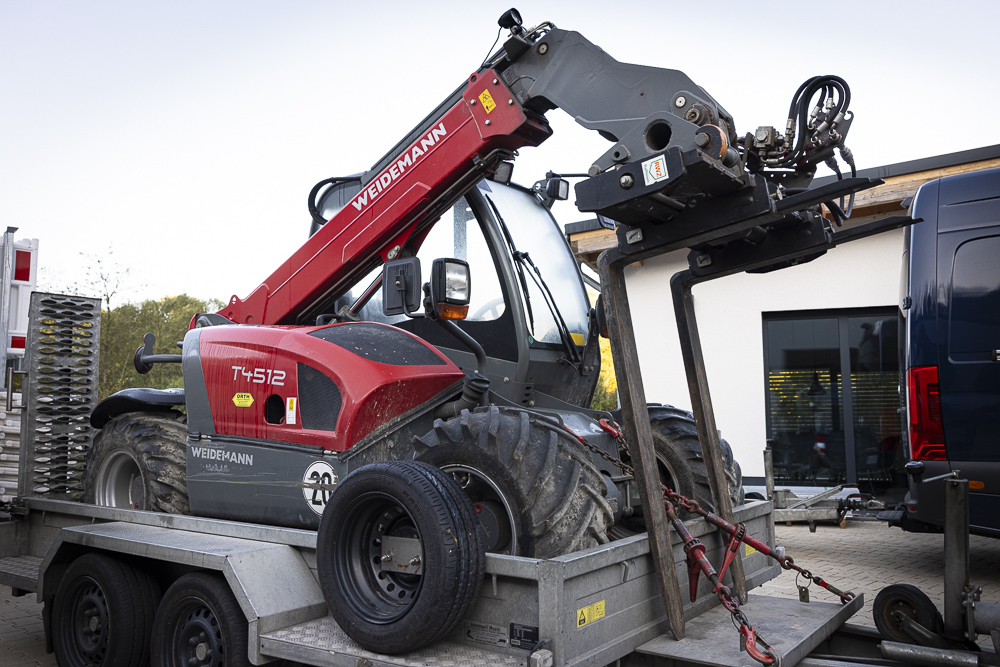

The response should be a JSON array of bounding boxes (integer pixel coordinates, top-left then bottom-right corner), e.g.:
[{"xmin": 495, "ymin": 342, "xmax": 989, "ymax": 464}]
[
  {"xmin": 316, "ymin": 461, "xmax": 485, "ymax": 654},
  {"xmin": 414, "ymin": 406, "xmax": 614, "ymax": 558},
  {"xmin": 83, "ymin": 411, "xmax": 189, "ymax": 514},
  {"xmin": 611, "ymin": 404, "xmax": 743, "ymax": 531}
]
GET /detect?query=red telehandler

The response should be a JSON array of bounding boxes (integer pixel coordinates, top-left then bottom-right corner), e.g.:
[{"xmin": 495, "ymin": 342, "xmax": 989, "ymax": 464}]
[{"xmin": 34, "ymin": 8, "xmax": 893, "ymax": 664}]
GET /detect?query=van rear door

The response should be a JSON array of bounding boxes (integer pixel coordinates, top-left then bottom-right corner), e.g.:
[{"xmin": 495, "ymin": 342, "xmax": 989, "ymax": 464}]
[{"xmin": 937, "ymin": 168, "xmax": 1000, "ymax": 533}]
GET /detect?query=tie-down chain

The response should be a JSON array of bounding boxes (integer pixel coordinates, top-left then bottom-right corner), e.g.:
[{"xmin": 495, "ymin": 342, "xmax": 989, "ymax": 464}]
[{"xmin": 562, "ymin": 418, "xmax": 857, "ymax": 667}]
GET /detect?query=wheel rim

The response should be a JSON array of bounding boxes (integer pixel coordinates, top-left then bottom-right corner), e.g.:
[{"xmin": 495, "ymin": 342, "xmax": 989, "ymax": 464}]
[
  {"xmin": 878, "ymin": 596, "xmax": 921, "ymax": 641},
  {"xmin": 60, "ymin": 576, "xmax": 110, "ymax": 664},
  {"xmin": 335, "ymin": 492, "xmax": 424, "ymax": 624},
  {"xmin": 95, "ymin": 450, "xmax": 144, "ymax": 509},
  {"xmin": 442, "ymin": 464, "xmax": 516, "ymax": 555},
  {"xmin": 168, "ymin": 596, "xmax": 226, "ymax": 667},
  {"xmin": 613, "ymin": 441, "xmax": 679, "ymax": 537}
]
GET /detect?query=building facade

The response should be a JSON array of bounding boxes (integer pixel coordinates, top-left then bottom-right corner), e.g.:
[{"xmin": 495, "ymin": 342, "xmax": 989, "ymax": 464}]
[{"xmin": 567, "ymin": 145, "xmax": 1000, "ymax": 490}]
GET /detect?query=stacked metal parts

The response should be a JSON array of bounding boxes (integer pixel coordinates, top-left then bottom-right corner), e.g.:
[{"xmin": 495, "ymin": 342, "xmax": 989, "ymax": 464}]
[
  {"xmin": 0, "ymin": 392, "xmax": 21, "ymax": 502},
  {"xmin": 17, "ymin": 293, "xmax": 101, "ymax": 499}
]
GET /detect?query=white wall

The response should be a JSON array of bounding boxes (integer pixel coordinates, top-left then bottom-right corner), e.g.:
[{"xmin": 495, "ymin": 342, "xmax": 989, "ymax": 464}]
[{"xmin": 623, "ymin": 228, "xmax": 905, "ymax": 477}]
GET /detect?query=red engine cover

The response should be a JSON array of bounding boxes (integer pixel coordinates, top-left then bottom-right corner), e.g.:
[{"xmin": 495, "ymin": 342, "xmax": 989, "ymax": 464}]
[{"xmin": 197, "ymin": 322, "xmax": 464, "ymax": 451}]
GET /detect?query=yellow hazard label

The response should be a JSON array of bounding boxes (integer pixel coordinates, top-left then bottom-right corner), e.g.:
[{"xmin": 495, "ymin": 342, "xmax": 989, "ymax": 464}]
[
  {"xmin": 570, "ymin": 332, "xmax": 586, "ymax": 346},
  {"xmin": 576, "ymin": 599, "xmax": 605, "ymax": 628},
  {"xmin": 232, "ymin": 393, "xmax": 254, "ymax": 408},
  {"xmin": 479, "ymin": 89, "xmax": 497, "ymax": 114},
  {"xmin": 745, "ymin": 543, "xmax": 758, "ymax": 557}
]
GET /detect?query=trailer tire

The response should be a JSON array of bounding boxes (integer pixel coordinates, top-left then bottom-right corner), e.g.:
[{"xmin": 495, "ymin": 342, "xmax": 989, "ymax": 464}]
[
  {"xmin": 52, "ymin": 553, "xmax": 158, "ymax": 667},
  {"xmin": 873, "ymin": 583, "xmax": 944, "ymax": 643},
  {"xmin": 83, "ymin": 411, "xmax": 189, "ymax": 514},
  {"xmin": 415, "ymin": 406, "xmax": 614, "ymax": 558},
  {"xmin": 151, "ymin": 572, "xmax": 250, "ymax": 667},
  {"xmin": 317, "ymin": 461, "xmax": 485, "ymax": 653},
  {"xmin": 611, "ymin": 404, "xmax": 743, "ymax": 530}
]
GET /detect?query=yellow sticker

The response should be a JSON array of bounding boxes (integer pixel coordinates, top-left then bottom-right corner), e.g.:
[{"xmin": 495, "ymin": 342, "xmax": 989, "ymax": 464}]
[
  {"xmin": 576, "ymin": 599, "xmax": 605, "ymax": 628},
  {"xmin": 232, "ymin": 393, "xmax": 254, "ymax": 408},
  {"xmin": 479, "ymin": 89, "xmax": 497, "ymax": 114},
  {"xmin": 745, "ymin": 543, "xmax": 757, "ymax": 557},
  {"xmin": 570, "ymin": 332, "xmax": 586, "ymax": 346}
]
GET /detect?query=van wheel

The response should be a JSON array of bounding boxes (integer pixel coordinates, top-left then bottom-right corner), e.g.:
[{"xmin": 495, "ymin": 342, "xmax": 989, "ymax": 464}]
[
  {"xmin": 873, "ymin": 583, "xmax": 944, "ymax": 643},
  {"xmin": 611, "ymin": 404, "xmax": 743, "ymax": 534},
  {"xmin": 152, "ymin": 572, "xmax": 250, "ymax": 667},
  {"xmin": 316, "ymin": 461, "xmax": 485, "ymax": 654},
  {"xmin": 83, "ymin": 411, "xmax": 189, "ymax": 514},
  {"xmin": 52, "ymin": 553, "xmax": 159, "ymax": 667},
  {"xmin": 415, "ymin": 407, "xmax": 614, "ymax": 558}
]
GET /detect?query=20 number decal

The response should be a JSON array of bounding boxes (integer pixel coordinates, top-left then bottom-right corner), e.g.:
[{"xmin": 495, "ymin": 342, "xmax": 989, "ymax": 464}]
[
  {"xmin": 303, "ymin": 461, "xmax": 338, "ymax": 515},
  {"xmin": 231, "ymin": 365, "xmax": 285, "ymax": 386}
]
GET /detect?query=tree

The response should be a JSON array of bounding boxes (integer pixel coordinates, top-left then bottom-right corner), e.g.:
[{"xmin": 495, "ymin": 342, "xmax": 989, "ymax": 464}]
[{"xmin": 99, "ymin": 295, "xmax": 223, "ymax": 399}]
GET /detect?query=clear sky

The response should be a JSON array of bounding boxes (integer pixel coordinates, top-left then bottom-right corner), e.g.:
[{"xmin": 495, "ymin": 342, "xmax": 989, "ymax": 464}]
[{"xmin": 3, "ymin": 0, "xmax": 997, "ymax": 306}]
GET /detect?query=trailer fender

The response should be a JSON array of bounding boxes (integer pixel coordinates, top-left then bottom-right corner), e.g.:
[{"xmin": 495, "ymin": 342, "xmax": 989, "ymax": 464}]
[
  {"xmin": 90, "ymin": 387, "xmax": 186, "ymax": 429},
  {"xmin": 38, "ymin": 520, "xmax": 326, "ymax": 665}
]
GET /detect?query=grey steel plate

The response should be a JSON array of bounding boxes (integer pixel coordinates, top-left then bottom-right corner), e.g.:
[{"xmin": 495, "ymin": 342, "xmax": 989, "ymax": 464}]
[
  {"xmin": 0, "ymin": 555, "xmax": 42, "ymax": 592},
  {"xmin": 260, "ymin": 616, "xmax": 524, "ymax": 667},
  {"xmin": 636, "ymin": 593, "xmax": 864, "ymax": 667}
]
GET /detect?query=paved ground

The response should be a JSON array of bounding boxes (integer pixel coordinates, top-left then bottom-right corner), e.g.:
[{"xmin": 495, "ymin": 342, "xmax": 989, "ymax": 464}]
[
  {"xmin": 3, "ymin": 518, "xmax": 998, "ymax": 665},
  {"xmin": 757, "ymin": 518, "xmax": 1000, "ymax": 649}
]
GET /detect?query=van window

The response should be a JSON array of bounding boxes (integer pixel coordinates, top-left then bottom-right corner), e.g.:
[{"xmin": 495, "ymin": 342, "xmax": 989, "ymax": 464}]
[{"xmin": 949, "ymin": 235, "xmax": 1000, "ymax": 361}]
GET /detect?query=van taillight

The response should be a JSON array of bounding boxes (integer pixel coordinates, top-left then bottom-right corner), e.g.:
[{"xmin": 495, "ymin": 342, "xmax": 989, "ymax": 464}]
[{"xmin": 907, "ymin": 366, "xmax": 947, "ymax": 461}]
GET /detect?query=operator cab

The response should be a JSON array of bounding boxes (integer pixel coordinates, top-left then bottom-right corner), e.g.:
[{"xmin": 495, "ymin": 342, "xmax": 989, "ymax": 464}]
[{"xmin": 312, "ymin": 177, "xmax": 600, "ymax": 409}]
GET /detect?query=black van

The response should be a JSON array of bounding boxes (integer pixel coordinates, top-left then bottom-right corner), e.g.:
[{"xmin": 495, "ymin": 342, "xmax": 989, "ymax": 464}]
[{"xmin": 897, "ymin": 166, "xmax": 1000, "ymax": 537}]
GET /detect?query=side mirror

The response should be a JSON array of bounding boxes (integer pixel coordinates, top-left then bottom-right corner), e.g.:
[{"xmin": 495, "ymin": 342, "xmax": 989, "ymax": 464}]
[
  {"xmin": 428, "ymin": 259, "xmax": 471, "ymax": 320},
  {"xmin": 382, "ymin": 258, "xmax": 422, "ymax": 316}
]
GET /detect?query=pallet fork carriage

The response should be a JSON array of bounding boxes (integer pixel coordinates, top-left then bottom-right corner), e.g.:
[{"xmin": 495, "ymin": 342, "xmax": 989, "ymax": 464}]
[{"xmin": 4, "ymin": 8, "xmax": 995, "ymax": 667}]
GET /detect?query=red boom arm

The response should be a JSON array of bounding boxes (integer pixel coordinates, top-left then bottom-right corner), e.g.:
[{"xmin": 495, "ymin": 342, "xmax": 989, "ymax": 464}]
[{"xmin": 217, "ymin": 70, "xmax": 551, "ymax": 326}]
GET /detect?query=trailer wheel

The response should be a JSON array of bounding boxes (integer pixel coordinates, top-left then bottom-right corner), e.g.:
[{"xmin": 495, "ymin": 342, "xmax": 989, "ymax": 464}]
[
  {"xmin": 611, "ymin": 404, "xmax": 743, "ymax": 532},
  {"xmin": 151, "ymin": 572, "xmax": 250, "ymax": 667},
  {"xmin": 415, "ymin": 406, "xmax": 614, "ymax": 558},
  {"xmin": 52, "ymin": 553, "xmax": 158, "ymax": 667},
  {"xmin": 873, "ymin": 583, "xmax": 944, "ymax": 643},
  {"xmin": 83, "ymin": 411, "xmax": 189, "ymax": 514},
  {"xmin": 316, "ymin": 461, "xmax": 485, "ymax": 654}
]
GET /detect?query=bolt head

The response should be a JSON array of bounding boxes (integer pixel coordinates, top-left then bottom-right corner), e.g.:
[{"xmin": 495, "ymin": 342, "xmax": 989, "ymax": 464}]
[
  {"xmin": 674, "ymin": 96, "xmax": 687, "ymax": 108},
  {"xmin": 538, "ymin": 43, "xmax": 548, "ymax": 54},
  {"xmin": 619, "ymin": 174, "xmax": 634, "ymax": 189},
  {"xmin": 695, "ymin": 133, "xmax": 710, "ymax": 148},
  {"xmin": 485, "ymin": 119, "xmax": 491, "ymax": 126}
]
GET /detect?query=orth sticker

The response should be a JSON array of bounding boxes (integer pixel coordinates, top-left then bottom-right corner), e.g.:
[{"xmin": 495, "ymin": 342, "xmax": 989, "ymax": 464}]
[
  {"xmin": 745, "ymin": 543, "xmax": 758, "ymax": 557},
  {"xmin": 641, "ymin": 154, "xmax": 669, "ymax": 186},
  {"xmin": 286, "ymin": 397, "xmax": 297, "ymax": 425},
  {"xmin": 464, "ymin": 620, "xmax": 507, "ymax": 647},
  {"xmin": 970, "ymin": 480, "xmax": 985, "ymax": 490},
  {"xmin": 576, "ymin": 599, "xmax": 605, "ymax": 628},
  {"xmin": 232, "ymin": 392, "xmax": 254, "ymax": 408},
  {"xmin": 303, "ymin": 460, "xmax": 338, "ymax": 515},
  {"xmin": 478, "ymin": 89, "xmax": 497, "ymax": 113}
]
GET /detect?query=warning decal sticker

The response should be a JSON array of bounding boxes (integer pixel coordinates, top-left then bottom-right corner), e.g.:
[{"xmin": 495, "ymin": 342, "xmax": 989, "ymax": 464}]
[
  {"xmin": 286, "ymin": 397, "xmax": 297, "ymax": 425},
  {"xmin": 232, "ymin": 393, "xmax": 254, "ymax": 408},
  {"xmin": 576, "ymin": 599, "xmax": 606, "ymax": 628},
  {"xmin": 745, "ymin": 543, "xmax": 758, "ymax": 557},
  {"xmin": 478, "ymin": 89, "xmax": 497, "ymax": 114}
]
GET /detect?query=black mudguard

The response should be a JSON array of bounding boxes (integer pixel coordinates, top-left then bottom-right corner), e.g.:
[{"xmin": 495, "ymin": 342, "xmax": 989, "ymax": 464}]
[{"xmin": 90, "ymin": 387, "xmax": 185, "ymax": 429}]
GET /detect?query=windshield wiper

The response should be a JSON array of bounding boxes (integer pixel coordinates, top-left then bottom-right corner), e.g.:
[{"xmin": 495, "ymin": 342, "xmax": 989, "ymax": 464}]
[{"xmin": 486, "ymin": 195, "xmax": 582, "ymax": 365}]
